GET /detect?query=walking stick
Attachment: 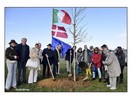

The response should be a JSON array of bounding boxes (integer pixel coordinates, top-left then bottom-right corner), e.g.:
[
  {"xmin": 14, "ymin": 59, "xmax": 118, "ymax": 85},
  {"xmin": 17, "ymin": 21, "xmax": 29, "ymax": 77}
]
[
  {"xmin": 46, "ymin": 56, "xmax": 55, "ymax": 79},
  {"xmin": 58, "ymin": 61, "xmax": 60, "ymax": 74}
]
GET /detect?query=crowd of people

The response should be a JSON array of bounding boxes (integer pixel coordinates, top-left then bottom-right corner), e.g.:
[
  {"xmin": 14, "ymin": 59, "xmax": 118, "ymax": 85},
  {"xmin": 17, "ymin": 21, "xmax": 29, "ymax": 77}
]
[{"xmin": 5, "ymin": 38, "xmax": 126, "ymax": 91}]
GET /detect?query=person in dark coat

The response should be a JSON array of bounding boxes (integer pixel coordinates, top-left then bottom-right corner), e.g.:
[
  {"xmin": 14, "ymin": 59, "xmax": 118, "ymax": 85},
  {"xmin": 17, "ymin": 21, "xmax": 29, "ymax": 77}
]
[
  {"xmin": 65, "ymin": 46, "xmax": 76, "ymax": 76},
  {"xmin": 101, "ymin": 44, "xmax": 109, "ymax": 83},
  {"xmin": 82, "ymin": 45, "xmax": 92, "ymax": 64},
  {"xmin": 76, "ymin": 47, "xmax": 83, "ymax": 75},
  {"xmin": 115, "ymin": 46, "xmax": 125, "ymax": 84},
  {"xmin": 5, "ymin": 40, "xmax": 18, "ymax": 91},
  {"xmin": 16, "ymin": 38, "xmax": 30, "ymax": 85},
  {"xmin": 42, "ymin": 44, "xmax": 53, "ymax": 79},
  {"xmin": 53, "ymin": 44, "xmax": 62, "ymax": 78}
]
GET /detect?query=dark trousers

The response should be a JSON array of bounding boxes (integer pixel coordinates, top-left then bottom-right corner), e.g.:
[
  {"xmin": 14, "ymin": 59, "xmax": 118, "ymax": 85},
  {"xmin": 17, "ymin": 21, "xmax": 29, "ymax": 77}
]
[
  {"xmin": 120, "ymin": 66, "xmax": 124, "ymax": 83},
  {"xmin": 43, "ymin": 64, "xmax": 50, "ymax": 78},
  {"xmin": 17, "ymin": 60, "xmax": 27, "ymax": 83},
  {"xmin": 56, "ymin": 63, "xmax": 58, "ymax": 73},
  {"xmin": 53, "ymin": 64, "xmax": 57, "ymax": 78}
]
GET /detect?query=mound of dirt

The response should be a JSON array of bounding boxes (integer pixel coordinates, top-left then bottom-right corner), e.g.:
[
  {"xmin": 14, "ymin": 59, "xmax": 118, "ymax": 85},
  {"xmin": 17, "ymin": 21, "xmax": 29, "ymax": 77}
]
[{"xmin": 37, "ymin": 76, "xmax": 91, "ymax": 90}]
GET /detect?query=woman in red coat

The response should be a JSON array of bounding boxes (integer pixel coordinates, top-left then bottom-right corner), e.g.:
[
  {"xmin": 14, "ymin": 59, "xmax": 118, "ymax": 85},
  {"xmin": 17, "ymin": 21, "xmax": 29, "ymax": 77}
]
[{"xmin": 91, "ymin": 47, "xmax": 102, "ymax": 82}]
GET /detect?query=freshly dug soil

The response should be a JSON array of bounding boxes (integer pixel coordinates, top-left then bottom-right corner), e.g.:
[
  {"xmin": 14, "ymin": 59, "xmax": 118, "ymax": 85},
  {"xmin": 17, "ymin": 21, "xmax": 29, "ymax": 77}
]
[{"xmin": 37, "ymin": 76, "xmax": 91, "ymax": 90}]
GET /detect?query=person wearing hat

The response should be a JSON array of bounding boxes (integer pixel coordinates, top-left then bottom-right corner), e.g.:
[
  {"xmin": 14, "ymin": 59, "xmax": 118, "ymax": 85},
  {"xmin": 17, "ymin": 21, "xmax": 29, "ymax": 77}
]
[
  {"xmin": 16, "ymin": 38, "xmax": 30, "ymax": 85},
  {"xmin": 103, "ymin": 50, "xmax": 121, "ymax": 90},
  {"xmin": 5, "ymin": 39, "xmax": 18, "ymax": 91},
  {"xmin": 42, "ymin": 43, "xmax": 54, "ymax": 79}
]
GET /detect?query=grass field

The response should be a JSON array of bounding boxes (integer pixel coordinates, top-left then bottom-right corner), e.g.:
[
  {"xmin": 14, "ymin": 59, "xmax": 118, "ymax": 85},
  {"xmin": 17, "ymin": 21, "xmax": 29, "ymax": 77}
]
[{"xmin": 5, "ymin": 58, "xmax": 127, "ymax": 92}]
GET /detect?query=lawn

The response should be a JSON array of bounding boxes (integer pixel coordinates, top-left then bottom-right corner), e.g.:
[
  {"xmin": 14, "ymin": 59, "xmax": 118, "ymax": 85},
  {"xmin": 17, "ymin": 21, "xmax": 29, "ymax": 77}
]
[{"xmin": 5, "ymin": 58, "xmax": 127, "ymax": 92}]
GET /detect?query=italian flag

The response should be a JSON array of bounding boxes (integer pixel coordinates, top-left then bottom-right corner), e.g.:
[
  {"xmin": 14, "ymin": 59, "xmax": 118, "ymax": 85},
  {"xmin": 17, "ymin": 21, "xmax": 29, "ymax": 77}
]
[
  {"xmin": 53, "ymin": 9, "xmax": 72, "ymax": 24},
  {"xmin": 52, "ymin": 24, "xmax": 68, "ymax": 38}
]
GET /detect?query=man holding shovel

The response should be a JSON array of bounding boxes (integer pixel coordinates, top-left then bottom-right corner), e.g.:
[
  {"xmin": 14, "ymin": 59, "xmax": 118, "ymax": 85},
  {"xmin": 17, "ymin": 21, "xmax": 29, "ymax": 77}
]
[{"xmin": 42, "ymin": 44, "xmax": 54, "ymax": 80}]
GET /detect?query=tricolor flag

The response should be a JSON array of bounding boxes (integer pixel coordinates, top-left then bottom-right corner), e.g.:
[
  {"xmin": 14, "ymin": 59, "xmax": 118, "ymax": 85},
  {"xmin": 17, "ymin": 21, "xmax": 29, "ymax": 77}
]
[
  {"xmin": 53, "ymin": 9, "xmax": 72, "ymax": 24},
  {"xmin": 52, "ymin": 24, "xmax": 68, "ymax": 38}
]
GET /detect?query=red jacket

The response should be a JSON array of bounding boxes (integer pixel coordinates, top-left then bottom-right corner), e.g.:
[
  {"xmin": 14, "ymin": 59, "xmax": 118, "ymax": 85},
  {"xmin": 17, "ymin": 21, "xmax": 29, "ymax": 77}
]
[{"xmin": 91, "ymin": 53, "xmax": 101, "ymax": 68}]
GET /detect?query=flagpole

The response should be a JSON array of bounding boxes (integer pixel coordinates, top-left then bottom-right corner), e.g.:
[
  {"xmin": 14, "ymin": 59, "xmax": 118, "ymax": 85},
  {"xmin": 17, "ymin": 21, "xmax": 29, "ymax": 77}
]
[{"xmin": 73, "ymin": 8, "xmax": 76, "ymax": 82}]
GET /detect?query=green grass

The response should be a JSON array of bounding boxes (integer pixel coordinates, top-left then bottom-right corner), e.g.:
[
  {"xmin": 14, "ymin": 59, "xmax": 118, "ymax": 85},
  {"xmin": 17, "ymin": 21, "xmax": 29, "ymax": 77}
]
[{"xmin": 5, "ymin": 58, "xmax": 127, "ymax": 92}]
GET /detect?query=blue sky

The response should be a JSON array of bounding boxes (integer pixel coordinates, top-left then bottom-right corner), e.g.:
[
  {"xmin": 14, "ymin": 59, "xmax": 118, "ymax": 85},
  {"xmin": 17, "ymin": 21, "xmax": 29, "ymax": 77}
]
[{"xmin": 5, "ymin": 7, "xmax": 127, "ymax": 50}]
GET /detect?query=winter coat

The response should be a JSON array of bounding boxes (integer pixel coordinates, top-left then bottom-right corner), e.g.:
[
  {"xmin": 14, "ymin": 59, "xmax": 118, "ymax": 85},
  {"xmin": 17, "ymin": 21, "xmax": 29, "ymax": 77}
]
[
  {"xmin": 42, "ymin": 48, "xmax": 54, "ymax": 65},
  {"xmin": 5, "ymin": 47, "xmax": 17, "ymax": 60},
  {"xmin": 53, "ymin": 48, "xmax": 60, "ymax": 65},
  {"xmin": 65, "ymin": 48, "xmax": 74, "ymax": 63},
  {"xmin": 104, "ymin": 52, "xmax": 121, "ymax": 77},
  {"xmin": 16, "ymin": 43, "xmax": 30, "ymax": 62},
  {"xmin": 5, "ymin": 47, "xmax": 18, "ymax": 63},
  {"xmin": 115, "ymin": 51, "xmax": 125, "ymax": 67},
  {"xmin": 37, "ymin": 49, "xmax": 43, "ymax": 64},
  {"xmin": 82, "ymin": 49, "xmax": 92, "ymax": 63},
  {"xmin": 76, "ymin": 52, "xmax": 83, "ymax": 64},
  {"xmin": 29, "ymin": 47, "xmax": 41, "ymax": 70},
  {"xmin": 91, "ymin": 53, "xmax": 101, "ymax": 68}
]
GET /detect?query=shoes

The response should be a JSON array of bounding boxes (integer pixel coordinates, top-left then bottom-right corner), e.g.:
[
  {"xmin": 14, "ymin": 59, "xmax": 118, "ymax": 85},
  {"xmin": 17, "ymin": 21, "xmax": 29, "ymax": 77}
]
[
  {"xmin": 57, "ymin": 73, "xmax": 62, "ymax": 75},
  {"xmin": 68, "ymin": 73, "xmax": 72, "ymax": 77},
  {"xmin": 99, "ymin": 79, "xmax": 102, "ymax": 82},
  {"xmin": 106, "ymin": 84, "xmax": 111, "ymax": 87},
  {"xmin": 53, "ymin": 78, "xmax": 56, "ymax": 81},
  {"xmin": 17, "ymin": 82, "xmax": 21, "ymax": 86},
  {"xmin": 110, "ymin": 87, "xmax": 116, "ymax": 90},
  {"xmin": 23, "ymin": 81, "xmax": 27, "ymax": 84},
  {"xmin": 5, "ymin": 89, "xmax": 10, "ymax": 92},
  {"xmin": 83, "ymin": 77, "xmax": 88, "ymax": 81},
  {"xmin": 12, "ymin": 86, "xmax": 17, "ymax": 89},
  {"xmin": 92, "ymin": 78, "xmax": 95, "ymax": 81},
  {"xmin": 120, "ymin": 80, "xmax": 123, "ymax": 84},
  {"xmin": 104, "ymin": 79, "xmax": 108, "ymax": 83}
]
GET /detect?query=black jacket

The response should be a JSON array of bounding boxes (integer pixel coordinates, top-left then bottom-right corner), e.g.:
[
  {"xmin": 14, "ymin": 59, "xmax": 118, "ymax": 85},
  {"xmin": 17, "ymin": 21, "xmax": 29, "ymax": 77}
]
[
  {"xmin": 16, "ymin": 43, "xmax": 30, "ymax": 61},
  {"xmin": 53, "ymin": 49, "xmax": 60, "ymax": 65},
  {"xmin": 5, "ymin": 47, "xmax": 17, "ymax": 60},
  {"xmin": 42, "ymin": 48, "xmax": 54, "ymax": 65},
  {"xmin": 116, "ymin": 51, "xmax": 125, "ymax": 66},
  {"xmin": 65, "ymin": 48, "xmax": 74, "ymax": 63}
]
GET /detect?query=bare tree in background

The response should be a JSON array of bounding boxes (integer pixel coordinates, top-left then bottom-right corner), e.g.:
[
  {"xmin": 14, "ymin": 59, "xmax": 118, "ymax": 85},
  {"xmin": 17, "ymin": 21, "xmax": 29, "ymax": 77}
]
[{"xmin": 69, "ymin": 8, "xmax": 92, "ymax": 81}]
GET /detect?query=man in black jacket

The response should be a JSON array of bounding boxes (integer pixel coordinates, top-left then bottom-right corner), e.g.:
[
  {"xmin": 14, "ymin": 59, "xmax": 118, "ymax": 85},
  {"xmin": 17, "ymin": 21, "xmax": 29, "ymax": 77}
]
[
  {"xmin": 42, "ymin": 44, "xmax": 53, "ymax": 79},
  {"xmin": 115, "ymin": 46, "xmax": 125, "ymax": 84},
  {"xmin": 65, "ymin": 46, "xmax": 76, "ymax": 76},
  {"xmin": 16, "ymin": 38, "xmax": 30, "ymax": 85}
]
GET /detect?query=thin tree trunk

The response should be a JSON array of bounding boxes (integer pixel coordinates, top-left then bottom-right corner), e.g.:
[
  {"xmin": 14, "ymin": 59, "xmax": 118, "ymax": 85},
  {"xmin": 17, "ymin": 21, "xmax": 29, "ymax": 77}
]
[{"xmin": 73, "ymin": 8, "xmax": 76, "ymax": 82}]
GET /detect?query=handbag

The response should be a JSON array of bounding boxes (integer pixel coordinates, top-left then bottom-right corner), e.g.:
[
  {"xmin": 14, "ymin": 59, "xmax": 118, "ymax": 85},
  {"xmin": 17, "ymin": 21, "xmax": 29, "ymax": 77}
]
[{"xmin": 26, "ymin": 59, "xmax": 38, "ymax": 68}]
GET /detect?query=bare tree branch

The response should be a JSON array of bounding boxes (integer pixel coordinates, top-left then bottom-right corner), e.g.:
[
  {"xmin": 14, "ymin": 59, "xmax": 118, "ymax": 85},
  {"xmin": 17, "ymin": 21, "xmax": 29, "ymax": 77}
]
[{"xmin": 68, "ymin": 8, "xmax": 92, "ymax": 82}]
